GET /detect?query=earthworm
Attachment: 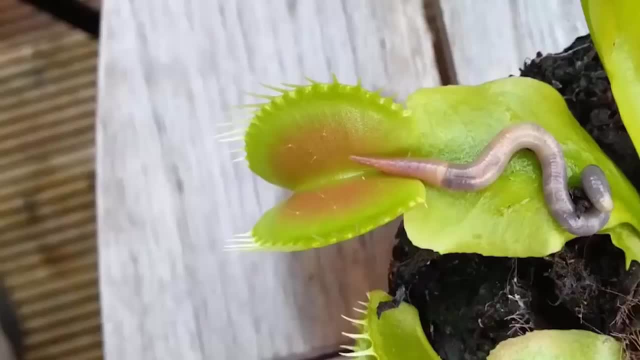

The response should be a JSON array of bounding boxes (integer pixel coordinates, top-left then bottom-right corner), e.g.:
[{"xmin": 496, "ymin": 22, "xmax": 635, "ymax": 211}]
[{"xmin": 350, "ymin": 122, "xmax": 613, "ymax": 237}]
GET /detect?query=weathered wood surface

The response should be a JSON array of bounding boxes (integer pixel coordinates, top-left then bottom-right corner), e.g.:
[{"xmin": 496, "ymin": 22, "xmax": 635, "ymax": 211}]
[
  {"xmin": 440, "ymin": 0, "xmax": 589, "ymax": 85},
  {"xmin": 95, "ymin": 1, "xmax": 440, "ymax": 359}
]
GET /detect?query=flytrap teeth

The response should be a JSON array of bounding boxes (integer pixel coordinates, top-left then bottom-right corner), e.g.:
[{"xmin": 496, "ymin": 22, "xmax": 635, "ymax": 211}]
[
  {"xmin": 232, "ymin": 157, "xmax": 246, "ymax": 163},
  {"xmin": 234, "ymin": 103, "xmax": 266, "ymax": 109},
  {"xmin": 218, "ymin": 136, "xmax": 244, "ymax": 143},
  {"xmin": 215, "ymin": 120, "xmax": 247, "ymax": 128},
  {"xmin": 339, "ymin": 345, "xmax": 357, "ymax": 352},
  {"xmin": 281, "ymin": 82, "xmax": 303, "ymax": 89},
  {"xmin": 224, "ymin": 235, "xmax": 257, "ymax": 247},
  {"xmin": 341, "ymin": 332, "xmax": 370, "ymax": 340},
  {"xmin": 304, "ymin": 76, "xmax": 320, "ymax": 84},
  {"xmin": 338, "ymin": 295, "xmax": 376, "ymax": 358},
  {"xmin": 214, "ymin": 128, "xmax": 245, "ymax": 139},
  {"xmin": 340, "ymin": 315, "xmax": 367, "ymax": 326},
  {"xmin": 225, "ymin": 238, "xmax": 254, "ymax": 243},
  {"xmin": 247, "ymin": 92, "xmax": 277, "ymax": 100},
  {"xmin": 260, "ymin": 83, "xmax": 290, "ymax": 93},
  {"xmin": 233, "ymin": 231, "xmax": 253, "ymax": 237},
  {"xmin": 222, "ymin": 243, "xmax": 260, "ymax": 252},
  {"xmin": 223, "ymin": 231, "xmax": 259, "ymax": 251},
  {"xmin": 339, "ymin": 347, "xmax": 376, "ymax": 358}
]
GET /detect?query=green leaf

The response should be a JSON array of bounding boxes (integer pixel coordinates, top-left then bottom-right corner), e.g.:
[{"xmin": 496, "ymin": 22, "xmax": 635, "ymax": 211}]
[
  {"xmin": 244, "ymin": 79, "xmax": 422, "ymax": 191},
  {"xmin": 608, "ymin": 223, "xmax": 640, "ymax": 269},
  {"xmin": 487, "ymin": 330, "xmax": 624, "ymax": 360},
  {"xmin": 582, "ymin": 0, "xmax": 640, "ymax": 156},
  {"xmin": 250, "ymin": 175, "xmax": 425, "ymax": 251},
  {"xmin": 340, "ymin": 290, "xmax": 441, "ymax": 359},
  {"xmin": 402, "ymin": 77, "xmax": 640, "ymax": 266},
  {"xmin": 230, "ymin": 79, "xmax": 425, "ymax": 251}
]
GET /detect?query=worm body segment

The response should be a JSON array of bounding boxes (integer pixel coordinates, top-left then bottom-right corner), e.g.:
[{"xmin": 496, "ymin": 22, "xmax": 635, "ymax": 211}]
[{"xmin": 350, "ymin": 122, "xmax": 613, "ymax": 236}]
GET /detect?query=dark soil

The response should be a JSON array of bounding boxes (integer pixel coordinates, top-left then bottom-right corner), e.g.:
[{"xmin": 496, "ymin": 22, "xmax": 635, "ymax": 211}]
[{"xmin": 387, "ymin": 34, "xmax": 640, "ymax": 360}]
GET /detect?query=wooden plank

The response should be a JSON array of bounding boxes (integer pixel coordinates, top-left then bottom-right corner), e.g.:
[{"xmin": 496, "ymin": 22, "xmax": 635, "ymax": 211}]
[
  {"xmin": 96, "ymin": 1, "xmax": 441, "ymax": 359},
  {"xmin": 439, "ymin": 0, "xmax": 588, "ymax": 85},
  {"xmin": 0, "ymin": 1, "xmax": 101, "ymax": 359}
]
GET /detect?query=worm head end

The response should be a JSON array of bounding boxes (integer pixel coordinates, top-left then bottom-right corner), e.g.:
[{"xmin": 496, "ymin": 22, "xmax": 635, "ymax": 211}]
[
  {"xmin": 597, "ymin": 192, "xmax": 614, "ymax": 213},
  {"xmin": 581, "ymin": 165, "xmax": 614, "ymax": 213}
]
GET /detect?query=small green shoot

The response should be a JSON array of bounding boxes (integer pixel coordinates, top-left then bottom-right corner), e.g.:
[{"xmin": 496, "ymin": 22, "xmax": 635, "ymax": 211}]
[{"xmin": 339, "ymin": 290, "xmax": 441, "ymax": 359}]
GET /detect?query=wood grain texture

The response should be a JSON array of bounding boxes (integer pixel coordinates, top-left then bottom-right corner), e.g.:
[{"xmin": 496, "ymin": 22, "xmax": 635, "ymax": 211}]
[
  {"xmin": 439, "ymin": 0, "xmax": 589, "ymax": 85},
  {"xmin": 96, "ymin": 1, "xmax": 440, "ymax": 359}
]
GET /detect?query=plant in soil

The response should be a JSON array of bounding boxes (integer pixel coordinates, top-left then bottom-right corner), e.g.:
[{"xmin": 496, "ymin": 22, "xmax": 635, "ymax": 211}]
[{"xmin": 224, "ymin": 0, "xmax": 640, "ymax": 358}]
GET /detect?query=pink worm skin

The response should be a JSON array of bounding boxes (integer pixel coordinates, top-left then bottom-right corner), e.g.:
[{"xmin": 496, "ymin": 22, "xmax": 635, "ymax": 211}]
[{"xmin": 350, "ymin": 122, "xmax": 613, "ymax": 237}]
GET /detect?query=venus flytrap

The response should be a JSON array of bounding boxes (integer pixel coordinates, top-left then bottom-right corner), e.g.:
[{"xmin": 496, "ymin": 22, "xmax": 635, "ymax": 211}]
[
  {"xmin": 226, "ymin": 78, "xmax": 426, "ymax": 251},
  {"xmin": 227, "ymin": 76, "xmax": 640, "ymax": 267},
  {"xmin": 339, "ymin": 290, "xmax": 441, "ymax": 360}
]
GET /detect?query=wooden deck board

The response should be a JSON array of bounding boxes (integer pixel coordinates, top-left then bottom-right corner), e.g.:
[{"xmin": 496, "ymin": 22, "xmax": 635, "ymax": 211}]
[
  {"xmin": 0, "ymin": 1, "xmax": 101, "ymax": 359},
  {"xmin": 440, "ymin": 0, "xmax": 588, "ymax": 85},
  {"xmin": 96, "ymin": 1, "xmax": 440, "ymax": 359}
]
